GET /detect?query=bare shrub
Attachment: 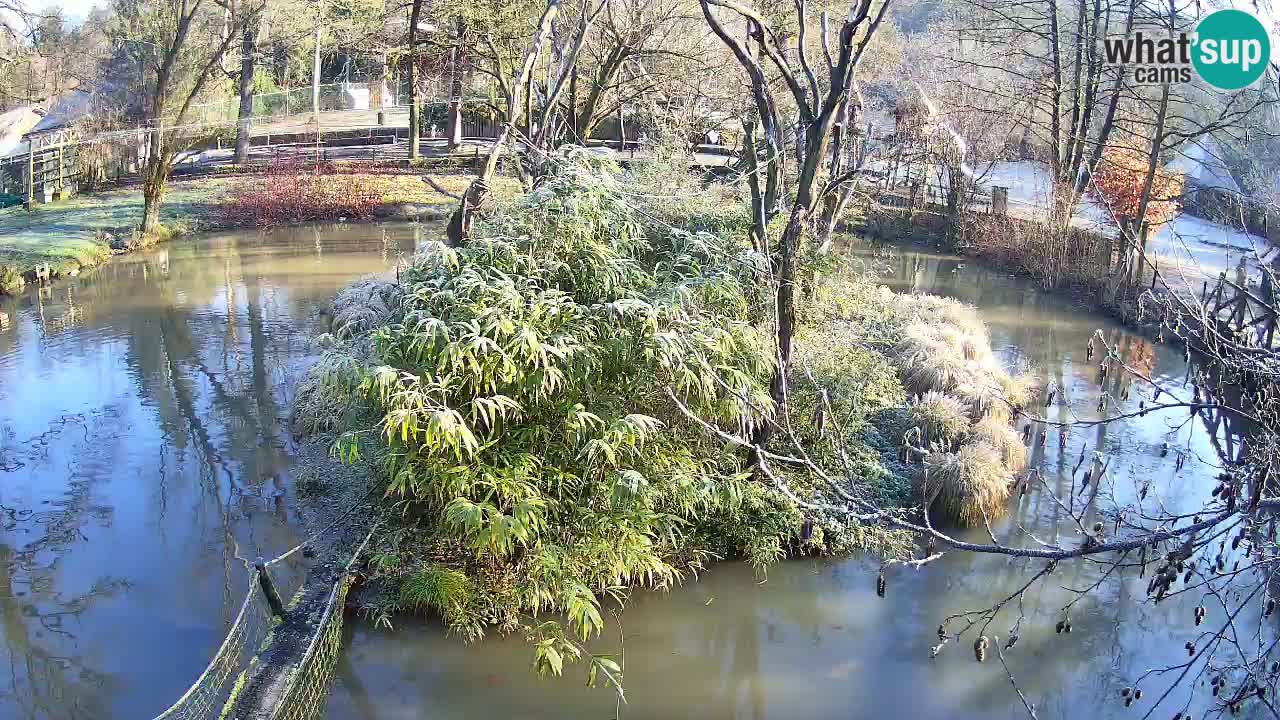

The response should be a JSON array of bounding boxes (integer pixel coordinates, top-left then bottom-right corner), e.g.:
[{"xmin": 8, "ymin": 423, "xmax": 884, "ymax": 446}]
[
  {"xmin": 962, "ymin": 215, "xmax": 1110, "ymax": 293},
  {"xmin": 223, "ymin": 159, "xmax": 383, "ymax": 227}
]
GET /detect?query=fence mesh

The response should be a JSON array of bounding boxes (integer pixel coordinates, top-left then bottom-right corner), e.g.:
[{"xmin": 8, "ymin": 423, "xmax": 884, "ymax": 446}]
[
  {"xmin": 183, "ymin": 83, "xmax": 411, "ymax": 127},
  {"xmin": 268, "ymin": 574, "xmax": 356, "ymax": 720},
  {"xmin": 268, "ymin": 528, "xmax": 374, "ymax": 720},
  {"xmin": 150, "ymin": 580, "xmax": 273, "ymax": 720}
]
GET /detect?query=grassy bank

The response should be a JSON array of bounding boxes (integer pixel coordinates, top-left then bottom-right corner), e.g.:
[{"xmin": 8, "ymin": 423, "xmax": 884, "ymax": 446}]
[{"xmin": 0, "ymin": 169, "xmax": 490, "ymax": 296}]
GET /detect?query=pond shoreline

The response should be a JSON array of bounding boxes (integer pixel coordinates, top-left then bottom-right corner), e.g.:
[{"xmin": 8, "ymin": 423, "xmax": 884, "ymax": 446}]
[
  {"xmin": 323, "ymin": 232, "xmax": 1228, "ymax": 720},
  {"xmin": 0, "ymin": 171, "xmax": 463, "ymax": 298},
  {"xmin": 852, "ymin": 223, "xmax": 1178, "ymax": 347}
]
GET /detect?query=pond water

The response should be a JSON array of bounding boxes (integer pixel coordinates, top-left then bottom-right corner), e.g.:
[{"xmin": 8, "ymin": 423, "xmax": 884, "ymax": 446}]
[
  {"xmin": 0, "ymin": 222, "xmax": 432, "ymax": 720},
  {"xmin": 324, "ymin": 239, "xmax": 1245, "ymax": 720},
  {"xmin": 0, "ymin": 225, "xmax": 1246, "ymax": 720}
]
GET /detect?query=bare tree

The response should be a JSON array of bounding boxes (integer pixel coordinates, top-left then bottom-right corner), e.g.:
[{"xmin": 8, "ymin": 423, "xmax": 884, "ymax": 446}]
[
  {"xmin": 407, "ymin": 0, "xmax": 425, "ymax": 159},
  {"xmin": 114, "ymin": 0, "xmax": 260, "ymax": 235},
  {"xmin": 700, "ymin": 0, "xmax": 891, "ymax": 447},
  {"xmin": 233, "ymin": 3, "xmax": 262, "ymax": 164},
  {"xmin": 443, "ymin": 0, "xmax": 608, "ymax": 245}
]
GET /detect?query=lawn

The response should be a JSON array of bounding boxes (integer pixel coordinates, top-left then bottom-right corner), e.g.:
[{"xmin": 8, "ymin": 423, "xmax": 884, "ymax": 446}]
[{"xmin": 0, "ymin": 170, "xmax": 482, "ymax": 290}]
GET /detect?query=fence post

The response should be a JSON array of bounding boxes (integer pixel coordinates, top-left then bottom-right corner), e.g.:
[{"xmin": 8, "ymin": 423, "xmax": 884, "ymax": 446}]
[
  {"xmin": 991, "ymin": 186, "xmax": 1008, "ymax": 215},
  {"xmin": 255, "ymin": 557, "xmax": 287, "ymax": 617},
  {"xmin": 26, "ymin": 149, "xmax": 34, "ymax": 208}
]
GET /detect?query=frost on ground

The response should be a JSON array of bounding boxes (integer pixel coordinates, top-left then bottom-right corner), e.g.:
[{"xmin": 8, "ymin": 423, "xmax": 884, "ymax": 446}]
[
  {"xmin": 975, "ymin": 161, "xmax": 1273, "ymax": 293},
  {"xmin": 328, "ymin": 277, "xmax": 404, "ymax": 339},
  {"xmin": 866, "ymin": 157, "xmax": 1274, "ymax": 294}
]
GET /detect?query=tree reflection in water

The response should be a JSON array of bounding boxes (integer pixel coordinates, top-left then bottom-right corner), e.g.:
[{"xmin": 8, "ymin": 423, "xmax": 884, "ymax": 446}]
[{"xmin": 0, "ymin": 223, "xmax": 425, "ymax": 720}]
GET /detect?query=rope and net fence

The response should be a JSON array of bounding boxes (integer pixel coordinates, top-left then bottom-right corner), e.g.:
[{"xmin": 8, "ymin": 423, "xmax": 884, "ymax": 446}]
[
  {"xmin": 146, "ymin": 513, "xmax": 377, "ymax": 720},
  {"xmin": 262, "ymin": 529, "xmax": 377, "ymax": 720},
  {"xmin": 182, "ymin": 82, "xmax": 408, "ymax": 127},
  {"xmin": 149, "ymin": 579, "xmax": 274, "ymax": 720}
]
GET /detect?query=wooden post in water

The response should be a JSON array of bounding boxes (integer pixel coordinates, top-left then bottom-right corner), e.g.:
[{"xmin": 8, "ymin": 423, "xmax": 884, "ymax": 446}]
[{"xmin": 254, "ymin": 557, "xmax": 287, "ymax": 617}]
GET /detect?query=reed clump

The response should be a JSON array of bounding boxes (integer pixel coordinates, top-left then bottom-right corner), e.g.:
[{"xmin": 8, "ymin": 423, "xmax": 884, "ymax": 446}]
[
  {"xmin": 908, "ymin": 390, "xmax": 971, "ymax": 445},
  {"xmin": 922, "ymin": 441, "xmax": 1011, "ymax": 526},
  {"xmin": 889, "ymin": 293, "xmax": 1036, "ymax": 525},
  {"xmin": 971, "ymin": 414, "xmax": 1028, "ymax": 473}
]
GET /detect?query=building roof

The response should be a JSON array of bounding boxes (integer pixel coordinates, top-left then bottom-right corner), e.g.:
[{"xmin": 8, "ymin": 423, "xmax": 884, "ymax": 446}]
[
  {"xmin": 0, "ymin": 106, "xmax": 43, "ymax": 157},
  {"xmin": 1166, "ymin": 139, "xmax": 1241, "ymax": 195},
  {"xmin": 27, "ymin": 89, "xmax": 93, "ymax": 136}
]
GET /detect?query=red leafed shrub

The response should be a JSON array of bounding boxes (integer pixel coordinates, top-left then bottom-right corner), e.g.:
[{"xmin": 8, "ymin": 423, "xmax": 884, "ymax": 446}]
[
  {"xmin": 224, "ymin": 160, "xmax": 383, "ymax": 227},
  {"xmin": 1090, "ymin": 145, "xmax": 1185, "ymax": 229}
]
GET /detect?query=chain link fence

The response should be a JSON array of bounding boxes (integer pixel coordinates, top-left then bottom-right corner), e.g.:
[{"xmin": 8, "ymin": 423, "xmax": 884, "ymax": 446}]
[{"xmin": 183, "ymin": 82, "xmax": 410, "ymax": 127}]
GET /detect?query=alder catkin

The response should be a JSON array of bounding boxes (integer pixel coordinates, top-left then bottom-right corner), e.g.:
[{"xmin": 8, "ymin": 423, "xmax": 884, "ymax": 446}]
[{"xmin": 973, "ymin": 636, "xmax": 988, "ymax": 663}]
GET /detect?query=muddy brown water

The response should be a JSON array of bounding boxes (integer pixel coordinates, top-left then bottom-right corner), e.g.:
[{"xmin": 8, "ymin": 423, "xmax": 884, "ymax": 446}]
[
  {"xmin": 0, "ymin": 222, "xmax": 432, "ymax": 720},
  {"xmin": 0, "ymin": 227, "xmax": 1248, "ymax": 720}
]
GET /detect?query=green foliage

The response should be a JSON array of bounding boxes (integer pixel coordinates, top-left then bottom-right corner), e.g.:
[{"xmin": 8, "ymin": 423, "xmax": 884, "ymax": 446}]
[
  {"xmin": 624, "ymin": 134, "xmax": 754, "ymax": 240},
  {"xmin": 293, "ymin": 350, "xmax": 370, "ymax": 435},
  {"xmin": 333, "ymin": 152, "xmax": 802, "ymax": 674},
  {"xmin": 0, "ymin": 266, "xmax": 25, "ymax": 296},
  {"xmin": 861, "ymin": 408, "xmax": 918, "ymax": 507},
  {"xmin": 314, "ymin": 153, "xmax": 940, "ymax": 686},
  {"xmin": 399, "ymin": 565, "xmax": 485, "ymax": 640}
]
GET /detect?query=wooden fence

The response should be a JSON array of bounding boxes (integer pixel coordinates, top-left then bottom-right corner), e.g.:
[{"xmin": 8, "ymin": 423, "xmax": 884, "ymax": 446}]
[
  {"xmin": 0, "ymin": 132, "xmax": 87, "ymax": 205},
  {"xmin": 1198, "ymin": 270, "xmax": 1279, "ymax": 348}
]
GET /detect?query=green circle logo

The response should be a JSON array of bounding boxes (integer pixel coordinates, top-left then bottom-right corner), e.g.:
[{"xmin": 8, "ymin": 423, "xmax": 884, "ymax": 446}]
[{"xmin": 1192, "ymin": 9, "xmax": 1271, "ymax": 90}]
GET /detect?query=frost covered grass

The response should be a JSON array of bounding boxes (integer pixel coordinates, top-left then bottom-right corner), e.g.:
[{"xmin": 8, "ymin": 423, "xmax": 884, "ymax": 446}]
[
  {"xmin": 0, "ymin": 169, "xmax": 491, "ymax": 295},
  {"xmin": 908, "ymin": 391, "xmax": 971, "ymax": 445},
  {"xmin": 800, "ymin": 270, "xmax": 1034, "ymax": 527},
  {"xmin": 871, "ymin": 289, "xmax": 1035, "ymax": 526}
]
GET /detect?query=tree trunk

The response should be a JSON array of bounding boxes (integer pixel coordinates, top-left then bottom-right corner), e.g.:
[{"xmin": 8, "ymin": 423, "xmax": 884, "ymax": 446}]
[
  {"xmin": 1047, "ymin": 0, "xmax": 1066, "ymax": 223},
  {"xmin": 407, "ymin": 0, "xmax": 423, "ymax": 160},
  {"xmin": 311, "ymin": 15, "xmax": 321, "ymax": 118},
  {"xmin": 446, "ymin": 15, "xmax": 464, "ymax": 149},
  {"xmin": 574, "ymin": 43, "xmax": 627, "ymax": 140},
  {"xmin": 141, "ymin": 128, "xmax": 169, "ymax": 237},
  {"xmin": 1129, "ymin": 83, "xmax": 1170, "ymax": 287},
  {"xmin": 742, "ymin": 115, "xmax": 768, "ymax": 256},
  {"xmin": 751, "ymin": 206, "xmax": 805, "ymax": 450},
  {"xmin": 234, "ymin": 21, "xmax": 257, "ymax": 164},
  {"xmin": 447, "ymin": 0, "xmax": 562, "ymax": 246}
]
